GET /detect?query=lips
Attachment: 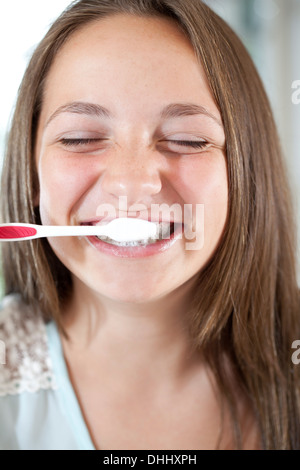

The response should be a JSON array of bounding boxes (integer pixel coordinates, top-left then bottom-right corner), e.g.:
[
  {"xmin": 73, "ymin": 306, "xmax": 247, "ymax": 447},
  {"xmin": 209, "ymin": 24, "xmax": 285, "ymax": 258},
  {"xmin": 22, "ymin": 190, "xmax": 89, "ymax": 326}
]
[{"xmin": 79, "ymin": 218, "xmax": 183, "ymax": 258}]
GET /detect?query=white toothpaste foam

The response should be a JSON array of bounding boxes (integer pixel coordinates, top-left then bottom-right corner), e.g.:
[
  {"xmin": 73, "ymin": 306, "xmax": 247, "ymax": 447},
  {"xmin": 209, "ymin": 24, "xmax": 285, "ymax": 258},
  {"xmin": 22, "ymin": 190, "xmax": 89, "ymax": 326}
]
[{"xmin": 101, "ymin": 218, "xmax": 158, "ymax": 242}]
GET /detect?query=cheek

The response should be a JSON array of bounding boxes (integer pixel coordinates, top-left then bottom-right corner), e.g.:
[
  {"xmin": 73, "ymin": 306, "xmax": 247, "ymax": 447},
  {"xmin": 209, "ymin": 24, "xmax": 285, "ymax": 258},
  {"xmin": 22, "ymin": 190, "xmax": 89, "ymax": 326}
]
[
  {"xmin": 170, "ymin": 154, "xmax": 228, "ymax": 238},
  {"xmin": 170, "ymin": 154, "xmax": 228, "ymax": 204},
  {"xmin": 37, "ymin": 156, "xmax": 99, "ymax": 223}
]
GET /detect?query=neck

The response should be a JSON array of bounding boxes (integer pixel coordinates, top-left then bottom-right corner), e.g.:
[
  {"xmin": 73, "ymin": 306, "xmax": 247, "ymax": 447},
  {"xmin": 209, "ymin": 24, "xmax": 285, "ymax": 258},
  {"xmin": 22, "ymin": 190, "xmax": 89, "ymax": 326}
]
[{"xmin": 61, "ymin": 275, "xmax": 200, "ymax": 381}]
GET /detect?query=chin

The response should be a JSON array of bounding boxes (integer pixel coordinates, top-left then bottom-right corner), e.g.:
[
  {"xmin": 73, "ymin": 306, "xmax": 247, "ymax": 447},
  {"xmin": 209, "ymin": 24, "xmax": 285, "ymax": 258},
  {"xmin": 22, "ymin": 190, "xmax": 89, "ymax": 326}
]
[{"xmin": 97, "ymin": 283, "xmax": 168, "ymax": 305}]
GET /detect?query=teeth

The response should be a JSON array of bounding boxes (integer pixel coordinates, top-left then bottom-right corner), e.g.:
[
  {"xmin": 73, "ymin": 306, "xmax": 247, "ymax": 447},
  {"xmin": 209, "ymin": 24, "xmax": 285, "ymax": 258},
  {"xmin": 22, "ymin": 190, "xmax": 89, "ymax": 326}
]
[
  {"xmin": 158, "ymin": 222, "xmax": 172, "ymax": 240},
  {"xmin": 96, "ymin": 237, "xmax": 157, "ymax": 247},
  {"xmin": 96, "ymin": 222, "xmax": 174, "ymax": 246}
]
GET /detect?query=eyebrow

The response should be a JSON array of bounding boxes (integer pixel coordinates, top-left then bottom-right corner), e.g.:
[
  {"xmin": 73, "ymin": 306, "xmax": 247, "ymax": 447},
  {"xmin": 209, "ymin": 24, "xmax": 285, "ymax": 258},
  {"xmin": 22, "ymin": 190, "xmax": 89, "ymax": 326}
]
[
  {"xmin": 160, "ymin": 103, "xmax": 223, "ymax": 127},
  {"xmin": 45, "ymin": 102, "xmax": 111, "ymax": 128},
  {"xmin": 45, "ymin": 101, "xmax": 223, "ymax": 128}
]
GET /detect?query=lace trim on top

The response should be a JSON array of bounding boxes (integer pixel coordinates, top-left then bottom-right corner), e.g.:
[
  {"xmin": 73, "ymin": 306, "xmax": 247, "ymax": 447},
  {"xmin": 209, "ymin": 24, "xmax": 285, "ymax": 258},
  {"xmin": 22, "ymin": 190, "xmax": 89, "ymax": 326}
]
[{"xmin": 0, "ymin": 294, "xmax": 57, "ymax": 397}]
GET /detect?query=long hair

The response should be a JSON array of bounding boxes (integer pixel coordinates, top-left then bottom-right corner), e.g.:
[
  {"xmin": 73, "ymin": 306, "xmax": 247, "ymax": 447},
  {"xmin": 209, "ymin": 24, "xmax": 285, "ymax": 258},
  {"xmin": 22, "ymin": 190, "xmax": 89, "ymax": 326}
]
[{"xmin": 1, "ymin": 0, "xmax": 299, "ymax": 449}]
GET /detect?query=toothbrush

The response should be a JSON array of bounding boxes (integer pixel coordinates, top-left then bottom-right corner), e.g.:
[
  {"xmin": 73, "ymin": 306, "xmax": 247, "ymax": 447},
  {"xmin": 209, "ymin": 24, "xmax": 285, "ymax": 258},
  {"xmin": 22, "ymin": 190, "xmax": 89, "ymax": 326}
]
[{"xmin": 0, "ymin": 218, "xmax": 158, "ymax": 242}]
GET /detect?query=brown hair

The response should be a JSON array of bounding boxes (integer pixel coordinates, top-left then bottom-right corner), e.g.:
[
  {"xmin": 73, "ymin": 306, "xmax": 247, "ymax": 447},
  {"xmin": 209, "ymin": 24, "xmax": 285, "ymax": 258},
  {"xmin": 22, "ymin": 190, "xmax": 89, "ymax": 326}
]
[{"xmin": 1, "ymin": 0, "xmax": 299, "ymax": 449}]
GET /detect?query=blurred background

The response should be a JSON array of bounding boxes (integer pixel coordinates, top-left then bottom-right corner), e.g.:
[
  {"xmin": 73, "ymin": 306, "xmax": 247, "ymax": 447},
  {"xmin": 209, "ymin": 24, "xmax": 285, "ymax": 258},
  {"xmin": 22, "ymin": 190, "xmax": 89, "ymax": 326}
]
[{"xmin": 0, "ymin": 0, "xmax": 299, "ymax": 296}]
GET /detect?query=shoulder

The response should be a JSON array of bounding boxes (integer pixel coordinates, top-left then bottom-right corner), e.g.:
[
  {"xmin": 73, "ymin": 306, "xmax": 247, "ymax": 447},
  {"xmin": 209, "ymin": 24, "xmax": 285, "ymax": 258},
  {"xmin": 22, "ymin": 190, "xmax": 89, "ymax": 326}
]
[{"xmin": 0, "ymin": 294, "xmax": 56, "ymax": 397}]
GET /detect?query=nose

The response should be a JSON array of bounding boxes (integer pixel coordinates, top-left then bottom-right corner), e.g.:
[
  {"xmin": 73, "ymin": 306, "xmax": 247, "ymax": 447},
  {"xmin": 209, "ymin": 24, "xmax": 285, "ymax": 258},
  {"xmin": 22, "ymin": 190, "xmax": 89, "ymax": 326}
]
[{"xmin": 100, "ymin": 145, "xmax": 163, "ymax": 206}]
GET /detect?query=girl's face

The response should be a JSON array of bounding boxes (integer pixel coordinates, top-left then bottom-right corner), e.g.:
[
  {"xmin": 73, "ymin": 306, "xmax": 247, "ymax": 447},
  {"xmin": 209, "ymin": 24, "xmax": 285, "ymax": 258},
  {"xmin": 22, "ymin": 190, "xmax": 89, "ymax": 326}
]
[{"xmin": 35, "ymin": 14, "xmax": 228, "ymax": 303}]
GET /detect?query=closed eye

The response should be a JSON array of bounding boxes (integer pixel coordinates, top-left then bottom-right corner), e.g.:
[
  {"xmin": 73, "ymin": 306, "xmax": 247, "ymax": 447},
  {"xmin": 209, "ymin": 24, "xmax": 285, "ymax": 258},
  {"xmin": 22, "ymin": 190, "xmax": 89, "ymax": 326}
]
[
  {"xmin": 160, "ymin": 139, "xmax": 210, "ymax": 155},
  {"xmin": 60, "ymin": 138, "xmax": 103, "ymax": 146},
  {"xmin": 168, "ymin": 140, "xmax": 208, "ymax": 149}
]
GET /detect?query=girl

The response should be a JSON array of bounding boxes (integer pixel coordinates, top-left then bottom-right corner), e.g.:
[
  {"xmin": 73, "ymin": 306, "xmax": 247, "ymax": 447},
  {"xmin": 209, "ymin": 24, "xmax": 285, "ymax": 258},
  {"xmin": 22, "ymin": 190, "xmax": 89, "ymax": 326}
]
[{"xmin": 0, "ymin": 0, "xmax": 299, "ymax": 450}]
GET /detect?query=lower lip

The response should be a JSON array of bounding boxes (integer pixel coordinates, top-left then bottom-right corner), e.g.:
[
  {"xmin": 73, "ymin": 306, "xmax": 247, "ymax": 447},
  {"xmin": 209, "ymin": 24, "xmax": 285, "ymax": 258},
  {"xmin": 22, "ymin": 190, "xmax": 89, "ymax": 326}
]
[{"xmin": 85, "ymin": 226, "xmax": 183, "ymax": 258}]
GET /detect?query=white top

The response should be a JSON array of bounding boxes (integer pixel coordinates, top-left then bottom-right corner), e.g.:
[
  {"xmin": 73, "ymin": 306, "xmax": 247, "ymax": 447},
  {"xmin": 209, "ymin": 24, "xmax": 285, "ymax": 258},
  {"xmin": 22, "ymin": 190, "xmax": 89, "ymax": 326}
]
[{"xmin": 0, "ymin": 294, "xmax": 95, "ymax": 450}]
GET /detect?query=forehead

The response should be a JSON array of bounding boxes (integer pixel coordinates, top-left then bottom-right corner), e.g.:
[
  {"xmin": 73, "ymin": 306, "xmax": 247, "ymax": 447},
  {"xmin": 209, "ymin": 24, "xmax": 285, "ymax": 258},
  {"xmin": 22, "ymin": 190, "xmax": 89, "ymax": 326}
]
[
  {"xmin": 56, "ymin": 13, "xmax": 196, "ymax": 64},
  {"xmin": 41, "ymin": 14, "xmax": 220, "ymax": 122}
]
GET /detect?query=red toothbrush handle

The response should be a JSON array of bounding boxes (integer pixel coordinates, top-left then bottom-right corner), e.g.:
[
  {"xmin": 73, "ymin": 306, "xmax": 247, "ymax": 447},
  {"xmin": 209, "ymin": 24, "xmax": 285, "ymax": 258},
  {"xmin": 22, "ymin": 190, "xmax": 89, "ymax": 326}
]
[{"xmin": 0, "ymin": 226, "xmax": 37, "ymax": 239}]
